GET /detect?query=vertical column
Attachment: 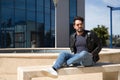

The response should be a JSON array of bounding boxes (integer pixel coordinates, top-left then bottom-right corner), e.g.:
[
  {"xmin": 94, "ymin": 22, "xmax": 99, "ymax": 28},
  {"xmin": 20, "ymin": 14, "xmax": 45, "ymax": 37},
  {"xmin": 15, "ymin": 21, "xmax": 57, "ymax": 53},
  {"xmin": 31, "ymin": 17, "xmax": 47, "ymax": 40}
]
[
  {"xmin": 57, "ymin": 0, "xmax": 69, "ymax": 47},
  {"xmin": 77, "ymin": 0, "xmax": 85, "ymax": 18}
]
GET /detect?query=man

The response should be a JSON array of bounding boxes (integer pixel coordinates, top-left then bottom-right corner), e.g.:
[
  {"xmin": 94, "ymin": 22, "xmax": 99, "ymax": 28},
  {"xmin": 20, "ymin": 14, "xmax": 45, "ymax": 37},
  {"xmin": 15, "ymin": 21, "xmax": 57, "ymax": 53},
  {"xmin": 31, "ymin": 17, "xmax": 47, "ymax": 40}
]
[{"xmin": 41, "ymin": 16, "xmax": 102, "ymax": 78}]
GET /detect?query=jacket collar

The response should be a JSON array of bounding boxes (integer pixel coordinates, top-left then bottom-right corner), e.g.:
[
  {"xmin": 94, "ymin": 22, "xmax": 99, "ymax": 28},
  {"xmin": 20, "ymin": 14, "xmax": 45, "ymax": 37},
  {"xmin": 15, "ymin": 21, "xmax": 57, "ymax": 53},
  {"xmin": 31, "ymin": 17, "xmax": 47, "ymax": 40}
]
[{"xmin": 72, "ymin": 30, "xmax": 90, "ymax": 38}]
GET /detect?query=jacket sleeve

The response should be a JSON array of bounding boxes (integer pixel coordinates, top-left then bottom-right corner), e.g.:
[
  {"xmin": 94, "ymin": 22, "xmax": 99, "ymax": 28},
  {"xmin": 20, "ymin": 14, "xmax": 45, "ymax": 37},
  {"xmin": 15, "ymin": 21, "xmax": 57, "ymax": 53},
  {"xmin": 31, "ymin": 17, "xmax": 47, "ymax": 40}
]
[
  {"xmin": 86, "ymin": 31, "xmax": 102, "ymax": 62},
  {"xmin": 70, "ymin": 33, "xmax": 76, "ymax": 53},
  {"xmin": 91, "ymin": 32, "xmax": 102, "ymax": 62},
  {"xmin": 91, "ymin": 32, "xmax": 102, "ymax": 54}
]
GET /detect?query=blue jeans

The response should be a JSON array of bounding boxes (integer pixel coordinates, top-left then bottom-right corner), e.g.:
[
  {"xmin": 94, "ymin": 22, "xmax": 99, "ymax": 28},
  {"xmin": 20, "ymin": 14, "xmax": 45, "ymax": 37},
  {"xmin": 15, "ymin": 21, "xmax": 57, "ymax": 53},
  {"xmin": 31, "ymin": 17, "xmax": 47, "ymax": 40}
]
[{"xmin": 53, "ymin": 51, "xmax": 94, "ymax": 70}]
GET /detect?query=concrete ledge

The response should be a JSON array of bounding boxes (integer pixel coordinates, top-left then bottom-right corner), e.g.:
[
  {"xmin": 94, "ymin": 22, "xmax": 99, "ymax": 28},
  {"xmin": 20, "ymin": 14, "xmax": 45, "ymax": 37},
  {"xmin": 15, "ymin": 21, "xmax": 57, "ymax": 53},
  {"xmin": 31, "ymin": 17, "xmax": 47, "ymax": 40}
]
[
  {"xmin": 0, "ymin": 48, "xmax": 120, "ymax": 63},
  {"xmin": 0, "ymin": 53, "xmax": 58, "ymax": 58},
  {"xmin": 17, "ymin": 63, "xmax": 120, "ymax": 80},
  {"xmin": 0, "ymin": 48, "xmax": 70, "ymax": 53},
  {"xmin": 0, "ymin": 48, "xmax": 120, "ymax": 53},
  {"xmin": 0, "ymin": 48, "xmax": 120, "ymax": 57}
]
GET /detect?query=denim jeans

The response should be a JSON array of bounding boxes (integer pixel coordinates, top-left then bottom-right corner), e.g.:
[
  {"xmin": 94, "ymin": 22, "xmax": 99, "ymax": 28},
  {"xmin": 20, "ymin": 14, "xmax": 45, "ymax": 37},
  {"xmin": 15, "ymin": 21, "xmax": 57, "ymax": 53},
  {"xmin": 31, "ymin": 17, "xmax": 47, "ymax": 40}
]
[{"xmin": 53, "ymin": 51, "xmax": 94, "ymax": 70}]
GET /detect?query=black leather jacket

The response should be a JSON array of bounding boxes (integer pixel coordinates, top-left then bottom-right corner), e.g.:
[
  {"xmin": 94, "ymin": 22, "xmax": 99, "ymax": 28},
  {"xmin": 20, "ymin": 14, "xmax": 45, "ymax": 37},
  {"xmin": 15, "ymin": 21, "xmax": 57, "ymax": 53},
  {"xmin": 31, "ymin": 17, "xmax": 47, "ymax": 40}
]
[{"xmin": 70, "ymin": 30, "xmax": 102, "ymax": 63}]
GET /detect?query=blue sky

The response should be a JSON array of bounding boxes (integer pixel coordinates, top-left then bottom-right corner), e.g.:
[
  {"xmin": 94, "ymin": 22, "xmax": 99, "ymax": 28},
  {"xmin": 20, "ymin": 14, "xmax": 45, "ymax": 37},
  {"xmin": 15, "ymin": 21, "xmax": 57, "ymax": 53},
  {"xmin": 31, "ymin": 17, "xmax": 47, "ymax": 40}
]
[{"xmin": 85, "ymin": 0, "xmax": 120, "ymax": 35}]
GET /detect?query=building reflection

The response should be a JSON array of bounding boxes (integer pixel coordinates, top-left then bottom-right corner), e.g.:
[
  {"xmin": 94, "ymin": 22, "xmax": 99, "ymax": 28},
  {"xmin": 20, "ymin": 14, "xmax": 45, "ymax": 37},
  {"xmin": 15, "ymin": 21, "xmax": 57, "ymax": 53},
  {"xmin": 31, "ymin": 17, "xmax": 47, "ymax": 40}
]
[
  {"xmin": 0, "ymin": 0, "xmax": 55, "ymax": 48},
  {"xmin": 0, "ymin": 0, "xmax": 79, "ymax": 48}
]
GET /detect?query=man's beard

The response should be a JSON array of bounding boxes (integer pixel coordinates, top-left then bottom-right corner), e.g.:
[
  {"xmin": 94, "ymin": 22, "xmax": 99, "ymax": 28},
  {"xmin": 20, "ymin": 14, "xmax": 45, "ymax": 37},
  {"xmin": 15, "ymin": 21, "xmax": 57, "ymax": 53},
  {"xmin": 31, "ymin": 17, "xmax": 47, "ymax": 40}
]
[{"xmin": 77, "ymin": 29, "xmax": 84, "ymax": 33}]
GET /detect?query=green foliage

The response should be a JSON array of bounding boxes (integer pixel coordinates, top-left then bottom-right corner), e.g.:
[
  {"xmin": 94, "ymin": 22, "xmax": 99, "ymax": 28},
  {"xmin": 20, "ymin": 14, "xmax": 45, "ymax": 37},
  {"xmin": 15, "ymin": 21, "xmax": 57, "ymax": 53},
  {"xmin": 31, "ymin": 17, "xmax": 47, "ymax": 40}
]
[{"xmin": 91, "ymin": 25, "xmax": 109, "ymax": 46}]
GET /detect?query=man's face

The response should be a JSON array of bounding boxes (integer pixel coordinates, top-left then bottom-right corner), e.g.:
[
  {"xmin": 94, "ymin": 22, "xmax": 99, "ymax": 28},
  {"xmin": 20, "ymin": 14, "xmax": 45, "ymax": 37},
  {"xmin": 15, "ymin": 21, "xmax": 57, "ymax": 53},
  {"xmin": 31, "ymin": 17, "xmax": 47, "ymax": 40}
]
[{"xmin": 73, "ymin": 20, "xmax": 84, "ymax": 32}]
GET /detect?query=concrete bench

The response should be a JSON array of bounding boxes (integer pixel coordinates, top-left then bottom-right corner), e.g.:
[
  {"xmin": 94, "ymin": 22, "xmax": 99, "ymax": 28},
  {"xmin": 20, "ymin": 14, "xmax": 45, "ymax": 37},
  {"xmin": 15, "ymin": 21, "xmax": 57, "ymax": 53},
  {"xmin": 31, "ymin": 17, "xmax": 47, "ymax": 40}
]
[{"xmin": 17, "ymin": 63, "xmax": 120, "ymax": 80}]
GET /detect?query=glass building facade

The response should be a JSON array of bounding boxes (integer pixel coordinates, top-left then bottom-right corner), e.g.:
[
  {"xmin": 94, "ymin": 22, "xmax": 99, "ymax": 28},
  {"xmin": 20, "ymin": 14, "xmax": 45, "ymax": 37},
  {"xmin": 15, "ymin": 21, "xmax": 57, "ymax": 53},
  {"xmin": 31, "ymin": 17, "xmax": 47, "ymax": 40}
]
[
  {"xmin": 0, "ymin": 0, "xmax": 79, "ymax": 48},
  {"xmin": 69, "ymin": 0, "xmax": 77, "ymax": 34}
]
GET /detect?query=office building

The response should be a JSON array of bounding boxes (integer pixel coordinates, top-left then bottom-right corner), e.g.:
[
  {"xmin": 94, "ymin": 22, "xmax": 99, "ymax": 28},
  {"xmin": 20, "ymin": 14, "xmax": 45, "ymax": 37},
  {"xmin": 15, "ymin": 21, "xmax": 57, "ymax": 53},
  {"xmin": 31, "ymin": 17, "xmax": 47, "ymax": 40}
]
[{"xmin": 0, "ymin": 0, "xmax": 84, "ymax": 48}]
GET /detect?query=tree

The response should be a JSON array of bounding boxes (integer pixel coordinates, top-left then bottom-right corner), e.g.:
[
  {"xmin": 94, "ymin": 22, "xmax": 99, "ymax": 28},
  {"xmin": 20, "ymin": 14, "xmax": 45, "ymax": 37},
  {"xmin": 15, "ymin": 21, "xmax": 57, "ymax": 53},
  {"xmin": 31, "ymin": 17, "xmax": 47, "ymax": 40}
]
[{"xmin": 91, "ymin": 25, "xmax": 109, "ymax": 47}]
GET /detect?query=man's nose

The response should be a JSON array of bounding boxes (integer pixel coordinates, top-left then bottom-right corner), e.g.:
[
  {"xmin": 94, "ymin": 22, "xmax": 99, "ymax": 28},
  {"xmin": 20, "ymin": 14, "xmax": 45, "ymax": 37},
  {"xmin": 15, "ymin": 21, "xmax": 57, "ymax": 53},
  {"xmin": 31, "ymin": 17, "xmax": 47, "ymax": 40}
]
[{"xmin": 78, "ymin": 25, "xmax": 81, "ymax": 27}]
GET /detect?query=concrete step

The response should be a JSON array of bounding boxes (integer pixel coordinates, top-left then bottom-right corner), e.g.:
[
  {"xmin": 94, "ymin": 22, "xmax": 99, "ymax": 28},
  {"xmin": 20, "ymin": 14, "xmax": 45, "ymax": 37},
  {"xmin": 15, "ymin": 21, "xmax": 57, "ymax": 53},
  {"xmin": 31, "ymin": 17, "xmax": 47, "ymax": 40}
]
[{"xmin": 18, "ymin": 63, "xmax": 120, "ymax": 80}]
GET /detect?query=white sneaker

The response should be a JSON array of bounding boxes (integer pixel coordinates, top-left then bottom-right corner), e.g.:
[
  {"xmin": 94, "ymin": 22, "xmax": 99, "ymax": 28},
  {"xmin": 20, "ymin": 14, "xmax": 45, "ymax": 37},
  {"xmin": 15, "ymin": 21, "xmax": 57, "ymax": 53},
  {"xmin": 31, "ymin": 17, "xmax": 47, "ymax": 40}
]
[{"xmin": 41, "ymin": 67, "xmax": 58, "ymax": 78}]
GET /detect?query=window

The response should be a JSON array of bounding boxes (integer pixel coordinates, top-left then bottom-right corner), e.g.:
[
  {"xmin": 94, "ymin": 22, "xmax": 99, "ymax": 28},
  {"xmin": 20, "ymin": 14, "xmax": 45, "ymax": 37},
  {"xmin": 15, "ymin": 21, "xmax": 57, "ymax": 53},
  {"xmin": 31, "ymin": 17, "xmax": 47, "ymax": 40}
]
[
  {"xmin": 15, "ymin": 32, "xmax": 25, "ymax": 47},
  {"xmin": 69, "ymin": 0, "xmax": 77, "ymax": 34}
]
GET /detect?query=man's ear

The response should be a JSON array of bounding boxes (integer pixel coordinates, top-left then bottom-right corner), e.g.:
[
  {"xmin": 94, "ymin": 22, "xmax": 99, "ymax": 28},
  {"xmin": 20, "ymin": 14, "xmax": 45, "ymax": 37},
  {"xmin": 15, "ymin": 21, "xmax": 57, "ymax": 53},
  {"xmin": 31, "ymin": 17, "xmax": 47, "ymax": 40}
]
[{"xmin": 73, "ymin": 25, "xmax": 75, "ymax": 29}]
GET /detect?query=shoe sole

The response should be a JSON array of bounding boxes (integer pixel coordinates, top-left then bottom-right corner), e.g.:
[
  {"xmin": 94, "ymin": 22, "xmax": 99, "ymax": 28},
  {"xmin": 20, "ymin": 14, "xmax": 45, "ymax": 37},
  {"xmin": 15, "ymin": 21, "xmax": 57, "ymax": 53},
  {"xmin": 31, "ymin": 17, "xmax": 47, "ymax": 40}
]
[{"xmin": 41, "ymin": 70, "xmax": 58, "ymax": 78}]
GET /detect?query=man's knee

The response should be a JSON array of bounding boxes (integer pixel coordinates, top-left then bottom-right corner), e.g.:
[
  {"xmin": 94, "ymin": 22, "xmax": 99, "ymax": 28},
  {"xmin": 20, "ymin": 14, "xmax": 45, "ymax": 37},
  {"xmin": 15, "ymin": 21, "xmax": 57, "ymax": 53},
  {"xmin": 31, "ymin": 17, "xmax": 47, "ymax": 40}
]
[{"xmin": 80, "ymin": 51, "xmax": 88, "ymax": 54}]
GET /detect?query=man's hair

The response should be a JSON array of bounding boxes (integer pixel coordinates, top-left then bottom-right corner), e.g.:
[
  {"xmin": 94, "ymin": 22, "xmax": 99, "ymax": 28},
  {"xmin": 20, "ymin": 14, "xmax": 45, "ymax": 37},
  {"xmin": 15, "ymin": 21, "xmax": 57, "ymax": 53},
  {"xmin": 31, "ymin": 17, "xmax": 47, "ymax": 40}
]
[{"xmin": 73, "ymin": 16, "xmax": 84, "ymax": 25}]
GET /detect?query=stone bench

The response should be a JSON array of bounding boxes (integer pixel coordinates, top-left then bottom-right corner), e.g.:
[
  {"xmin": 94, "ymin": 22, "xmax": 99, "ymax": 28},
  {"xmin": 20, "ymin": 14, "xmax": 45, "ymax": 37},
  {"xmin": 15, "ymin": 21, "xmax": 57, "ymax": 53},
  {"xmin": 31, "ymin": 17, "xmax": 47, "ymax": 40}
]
[{"xmin": 17, "ymin": 63, "xmax": 120, "ymax": 80}]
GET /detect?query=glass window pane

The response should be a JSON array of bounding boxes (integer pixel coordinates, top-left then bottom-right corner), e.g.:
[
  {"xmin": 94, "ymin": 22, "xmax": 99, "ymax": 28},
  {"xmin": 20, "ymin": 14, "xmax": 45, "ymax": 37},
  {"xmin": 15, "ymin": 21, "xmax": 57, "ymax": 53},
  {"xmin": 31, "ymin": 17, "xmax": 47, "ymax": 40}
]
[
  {"xmin": 69, "ymin": 0, "xmax": 77, "ymax": 23},
  {"xmin": 37, "ymin": 12, "xmax": 44, "ymax": 23},
  {"xmin": 0, "ymin": 0, "xmax": 15, "ymax": 48},
  {"xmin": 1, "ymin": 8, "xmax": 14, "ymax": 27},
  {"xmin": 15, "ymin": 9, "xmax": 25, "ymax": 23},
  {"xmin": 69, "ymin": 0, "xmax": 77, "ymax": 34},
  {"xmin": 15, "ymin": 0, "xmax": 25, "ymax": 9},
  {"xmin": 36, "ymin": 0, "xmax": 44, "ymax": 23},
  {"xmin": 27, "ymin": 0, "xmax": 35, "ymax": 11},
  {"xmin": 37, "ymin": 0, "xmax": 44, "ymax": 11},
  {"xmin": 51, "ymin": 10, "xmax": 55, "ymax": 26},
  {"xmin": 45, "ymin": 0, "xmax": 50, "ymax": 8},
  {"xmin": 15, "ymin": 32, "xmax": 25, "ymax": 48},
  {"xmin": 15, "ymin": 9, "xmax": 26, "ymax": 48},
  {"xmin": 27, "ymin": 11, "xmax": 35, "ymax": 21},
  {"xmin": 1, "ymin": 0, "xmax": 14, "ymax": 8}
]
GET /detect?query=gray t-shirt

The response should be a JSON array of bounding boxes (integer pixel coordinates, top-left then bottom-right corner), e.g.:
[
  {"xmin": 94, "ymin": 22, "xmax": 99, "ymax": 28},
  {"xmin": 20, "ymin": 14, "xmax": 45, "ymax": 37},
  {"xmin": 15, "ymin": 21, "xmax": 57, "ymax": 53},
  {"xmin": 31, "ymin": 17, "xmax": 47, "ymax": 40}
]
[{"xmin": 75, "ymin": 35, "xmax": 88, "ymax": 53}]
